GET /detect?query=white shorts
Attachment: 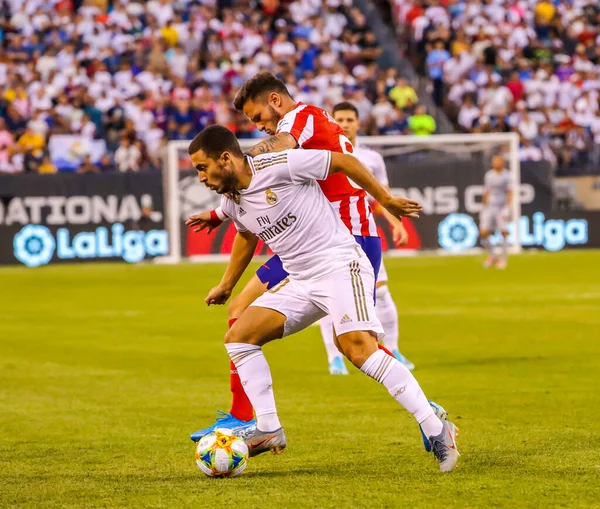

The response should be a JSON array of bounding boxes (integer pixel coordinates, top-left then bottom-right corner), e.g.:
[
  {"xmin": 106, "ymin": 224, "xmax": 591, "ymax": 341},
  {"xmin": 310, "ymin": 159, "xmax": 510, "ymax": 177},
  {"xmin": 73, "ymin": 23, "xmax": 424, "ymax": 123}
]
[
  {"xmin": 480, "ymin": 206, "xmax": 509, "ymax": 232},
  {"xmin": 251, "ymin": 255, "xmax": 384, "ymax": 340},
  {"xmin": 377, "ymin": 260, "xmax": 388, "ymax": 283}
]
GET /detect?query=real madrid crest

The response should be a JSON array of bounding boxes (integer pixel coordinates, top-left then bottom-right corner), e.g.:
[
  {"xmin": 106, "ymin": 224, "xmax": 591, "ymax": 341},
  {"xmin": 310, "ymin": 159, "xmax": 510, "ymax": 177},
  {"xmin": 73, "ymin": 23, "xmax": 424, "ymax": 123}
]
[
  {"xmin": 265, "ymin": 188, "xmax": 278, "ymax": 205},
  {"xmin": 232, "ymin": 193, "xmax": 241, "ymax": 205}
]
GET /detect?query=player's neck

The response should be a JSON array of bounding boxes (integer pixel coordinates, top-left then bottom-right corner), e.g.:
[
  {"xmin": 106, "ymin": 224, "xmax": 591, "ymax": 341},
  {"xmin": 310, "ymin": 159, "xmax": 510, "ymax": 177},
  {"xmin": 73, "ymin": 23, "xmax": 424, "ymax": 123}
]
[
  {"xmin": 349, "ymin": 136, "xmax": 357, "ymax": 146},
  {"xmin": 281, "ymin": 96, "xmax": 299, "ymax": 115},
  {"xmin": 235, "ymin": 158, "xmax": 253, "ymax": 191}
]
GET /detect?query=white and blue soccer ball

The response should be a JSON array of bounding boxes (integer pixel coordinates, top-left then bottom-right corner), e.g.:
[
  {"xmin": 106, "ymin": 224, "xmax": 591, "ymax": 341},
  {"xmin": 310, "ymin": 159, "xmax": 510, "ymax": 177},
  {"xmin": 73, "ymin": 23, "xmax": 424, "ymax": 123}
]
[{"xmin": 195, "ymin": 428, "xmax": 249, "ymax": 478}]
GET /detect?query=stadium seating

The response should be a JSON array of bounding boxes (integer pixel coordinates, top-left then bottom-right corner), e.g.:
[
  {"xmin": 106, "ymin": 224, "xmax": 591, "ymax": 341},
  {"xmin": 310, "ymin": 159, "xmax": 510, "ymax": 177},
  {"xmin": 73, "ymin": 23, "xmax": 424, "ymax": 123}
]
[
  {"xmin": 393, "ymin": 0, "xmax": 600, "ymax": 174},
  {"xmin": 0, "ymin": 0, "xmax": 429, "ymax": 174}
]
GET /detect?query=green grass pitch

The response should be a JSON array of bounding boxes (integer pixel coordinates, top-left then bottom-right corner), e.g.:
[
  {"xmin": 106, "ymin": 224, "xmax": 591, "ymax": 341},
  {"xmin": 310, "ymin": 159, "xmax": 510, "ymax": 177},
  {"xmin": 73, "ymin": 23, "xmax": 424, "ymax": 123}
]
[{"xmin": 1, "ymin": 251, "xmax": 599, "ymax": 508}]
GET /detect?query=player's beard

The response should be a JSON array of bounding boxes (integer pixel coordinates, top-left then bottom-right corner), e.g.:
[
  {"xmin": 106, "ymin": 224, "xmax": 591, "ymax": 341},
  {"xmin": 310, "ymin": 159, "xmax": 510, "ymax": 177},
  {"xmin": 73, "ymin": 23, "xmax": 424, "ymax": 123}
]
[
  {"xmin": 267, "ymin": 105, "xmax": 282, "ymax": 133},
  {"xmin": 218, "ymin": 164, "xmax": 238, "ymax": 195}
]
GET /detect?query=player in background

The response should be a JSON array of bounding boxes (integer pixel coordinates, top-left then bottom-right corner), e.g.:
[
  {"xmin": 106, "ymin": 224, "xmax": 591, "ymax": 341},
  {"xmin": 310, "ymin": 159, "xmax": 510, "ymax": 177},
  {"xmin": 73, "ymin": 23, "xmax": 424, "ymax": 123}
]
[
  {"xmin": 480, "ymin": 154, "xmax": 513, "ymax": 269},
  {"xmin": 188, "ymin": 125, "xmax": 460, "ymax": 472},
  {"xmin": 187, "ymin": 73, "xmax": 412, "ymax": 441},
  {"xmin": 320, "ymin": 102, "xmax": 416, "ymax": 374}
]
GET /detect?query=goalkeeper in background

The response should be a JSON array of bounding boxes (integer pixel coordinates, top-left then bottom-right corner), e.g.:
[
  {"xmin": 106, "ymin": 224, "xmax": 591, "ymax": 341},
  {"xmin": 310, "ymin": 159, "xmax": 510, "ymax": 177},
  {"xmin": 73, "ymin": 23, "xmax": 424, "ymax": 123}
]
[{"xmin": 480, "ymin": 154, "xmax": 513, "ymax": 269}]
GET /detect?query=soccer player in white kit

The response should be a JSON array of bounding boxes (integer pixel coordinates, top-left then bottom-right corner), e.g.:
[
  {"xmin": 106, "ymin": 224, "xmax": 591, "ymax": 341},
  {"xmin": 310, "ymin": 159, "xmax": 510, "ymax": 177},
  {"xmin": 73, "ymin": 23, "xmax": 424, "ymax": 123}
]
[
  {"xmin": 188, "ymin": 125, "xmax": 460, "ymax": 472},
  {"xmin": 480, "ymin": 154, "xmax": 513, "ymax": 269},
  {"xmin": 319, "ymin": 102, "xmax": 416, "ymax": 374}
]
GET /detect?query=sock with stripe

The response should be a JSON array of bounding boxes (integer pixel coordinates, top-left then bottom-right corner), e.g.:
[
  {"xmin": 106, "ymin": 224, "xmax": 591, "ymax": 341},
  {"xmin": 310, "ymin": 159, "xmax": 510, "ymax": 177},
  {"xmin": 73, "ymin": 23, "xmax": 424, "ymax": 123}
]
[
  {"xmin": 360, "ymin": 350, "xmax": 443, "ymax": 436},
  {"xmin": 227, "ymin": 319, "xmax": 254, "ymax": 422},
  {"xmin": 225, "ymin": 342, "xmax": 281, "ymax": 432}
]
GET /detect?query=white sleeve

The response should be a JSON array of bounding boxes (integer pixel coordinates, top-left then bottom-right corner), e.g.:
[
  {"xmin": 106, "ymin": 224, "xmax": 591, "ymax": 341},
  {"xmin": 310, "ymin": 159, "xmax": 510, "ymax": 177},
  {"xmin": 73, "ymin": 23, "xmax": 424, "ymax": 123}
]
[
  {"xmin": 504, "ymin": 172, "xmax": 513, "ymax": 191},
  {"xmin": 286, "ymin": 149, "xmax": 331, "ymax": 185},
  {"xmin": 215, "ymin": 206, "xmax": 228, "ymax": 221},
  {"xmin": 220, "ymin": 196, "xmax": 247, "ymax": 232},
  {"xmin": 371, "ymin": 152, "xmax": 389, "ymax": 187}
]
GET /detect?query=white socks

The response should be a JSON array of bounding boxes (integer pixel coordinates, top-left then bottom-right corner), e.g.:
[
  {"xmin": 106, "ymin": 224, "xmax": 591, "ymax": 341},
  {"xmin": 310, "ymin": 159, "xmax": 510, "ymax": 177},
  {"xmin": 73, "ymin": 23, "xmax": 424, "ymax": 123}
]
[
  {"xmin": 376, "ymin": 285, "xmax": 399, "ymax": 353},
  {"xmin": 360, "ymin": 350, "xmax": 443, "ymax": 436},
  {"xmin": 225, "ymin": 343, "xmax": 281, "ymax": 432},
  {"xmin": 319, "ymin": 316, "xmax": 343, "ymax": 363}
]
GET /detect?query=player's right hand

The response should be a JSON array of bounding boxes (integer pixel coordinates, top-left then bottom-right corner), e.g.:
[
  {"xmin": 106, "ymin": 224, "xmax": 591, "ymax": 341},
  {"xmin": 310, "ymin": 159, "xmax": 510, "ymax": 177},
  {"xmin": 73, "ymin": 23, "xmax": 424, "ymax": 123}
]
[
  {"xmin": 186, "ymin": 211, "xmax": 223, "ymax": 233},
  {"xmin": 383, "ymin": 196, "xmax": 423, "ymax": 219},
  {"xmin": 205, "ymin": 284, "xmax": 232, "ymax": 306}
]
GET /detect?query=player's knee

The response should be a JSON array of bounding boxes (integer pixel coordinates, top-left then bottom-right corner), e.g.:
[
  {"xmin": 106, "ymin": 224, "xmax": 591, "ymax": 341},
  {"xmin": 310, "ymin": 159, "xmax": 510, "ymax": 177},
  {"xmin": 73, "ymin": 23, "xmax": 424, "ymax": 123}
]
[
  {"xmin": 338, "ymin": 331, "xmax": 377, "ymax": 368},
  {"xmin": 224, "ymin": 325, "xmax": 253, "ymax": 345}
]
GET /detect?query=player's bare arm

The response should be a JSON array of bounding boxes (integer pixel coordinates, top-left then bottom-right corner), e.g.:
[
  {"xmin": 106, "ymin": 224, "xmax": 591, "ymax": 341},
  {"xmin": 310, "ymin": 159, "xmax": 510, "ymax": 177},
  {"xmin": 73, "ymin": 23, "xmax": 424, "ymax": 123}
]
[
  {"xmin": 328, "ymin": 152, "xmax": 422, "ymax": 219},
  {"xmin": 205, "ymin": 230, "xmax": 258, "ymax": 306},
  {"xmin": 506, "ymin": 189, "xmax": 513, "ymax": 207},
  {"xmin": 245, "ymin": 133, "xmax": 297, "ymax": 157},
  {"xmin": 186, "ymin": 210, "xmax": 226, "ymax": 233}
]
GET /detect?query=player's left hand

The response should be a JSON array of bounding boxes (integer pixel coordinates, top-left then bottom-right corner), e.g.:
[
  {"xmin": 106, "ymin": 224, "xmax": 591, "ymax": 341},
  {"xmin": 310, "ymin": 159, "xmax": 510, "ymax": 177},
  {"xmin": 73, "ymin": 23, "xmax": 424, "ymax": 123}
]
[
  {"xmin": 392, "ymin": 222, "xmax": 409, "ymax": 246},
  {"xmin": 383, "ymin": 196, "xmax": 422, "ymax": 219},
  {"xmin": 205, "ymin": 284, "xmax": 232, "ymax": 306}
]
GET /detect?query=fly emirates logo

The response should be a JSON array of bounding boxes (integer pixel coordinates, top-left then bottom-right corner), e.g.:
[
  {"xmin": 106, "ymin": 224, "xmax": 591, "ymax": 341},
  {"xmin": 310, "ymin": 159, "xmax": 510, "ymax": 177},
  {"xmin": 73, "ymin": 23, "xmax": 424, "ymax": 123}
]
[{"xmin": 255, "ymin": 213, "xmax": 297, "ymax": 243}]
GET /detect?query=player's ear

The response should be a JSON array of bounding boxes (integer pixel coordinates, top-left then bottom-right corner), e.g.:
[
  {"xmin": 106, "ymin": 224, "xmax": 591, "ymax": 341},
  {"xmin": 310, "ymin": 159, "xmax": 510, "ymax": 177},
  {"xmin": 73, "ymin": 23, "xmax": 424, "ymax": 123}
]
[
  {"xmin": 269, "ymin": 92, "xmax": 281, "ymax": 107},
  {"xmin": 220, "ymin": 151, "xmax": 231, "ymax": 166}
]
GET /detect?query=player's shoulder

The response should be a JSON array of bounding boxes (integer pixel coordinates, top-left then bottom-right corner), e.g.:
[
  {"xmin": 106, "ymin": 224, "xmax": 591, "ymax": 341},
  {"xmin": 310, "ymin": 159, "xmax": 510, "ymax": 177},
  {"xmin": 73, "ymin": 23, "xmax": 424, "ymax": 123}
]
[
  {"xmin": 356, "ymin": 145, "xmax": 384, "ymax": 160},
  {"xmin": 250, "ymin": 150, "xmax": 291, "ymax": 170}
]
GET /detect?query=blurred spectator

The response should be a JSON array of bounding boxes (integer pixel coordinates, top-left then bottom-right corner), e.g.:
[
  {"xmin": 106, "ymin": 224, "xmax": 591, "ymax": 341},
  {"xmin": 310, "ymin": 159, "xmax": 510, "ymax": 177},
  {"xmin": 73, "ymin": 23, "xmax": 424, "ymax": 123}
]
[
  {"xmin": 77, "ymin": 155, "xmax": 99, "ymax": 174},
  {"xmin": 409, "ymin": 105, "xmax": 436, "ymax": 136},
  {"xmin": 426, "ymin": 40, "xmax": 450, "ymax": 107},
  {"xmin": 388, "ymin": 77, "xmax": 418, "ymax": 109},
  {"xmin": 38, "ymin": 156, "xmax": 58, "ymax": 175},
  {"xmin": 115, "ymin": 137, "xmax": 141, "ymax": 172},
  {"xmin": 98, "ymin": 154, "xmax": 117, "ymax": 173},
  {"xmin": 18, "ymin": 127, "xmax": 45, "ymax": 154}
]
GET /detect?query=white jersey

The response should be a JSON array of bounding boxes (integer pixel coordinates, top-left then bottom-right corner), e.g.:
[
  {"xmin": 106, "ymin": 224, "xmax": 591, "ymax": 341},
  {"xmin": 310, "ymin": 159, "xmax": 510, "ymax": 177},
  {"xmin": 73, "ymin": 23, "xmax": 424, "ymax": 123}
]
[
  {"xmin": 483, "ymin": 169, "xmax": 512, "ymax": 208},
  {"xmin": 353, "ymin": 144, "xmax": 389, "ymax": 195},
  {"xmin": 220, "ymin": 150, "xmax": 362, "ymax": 281}
]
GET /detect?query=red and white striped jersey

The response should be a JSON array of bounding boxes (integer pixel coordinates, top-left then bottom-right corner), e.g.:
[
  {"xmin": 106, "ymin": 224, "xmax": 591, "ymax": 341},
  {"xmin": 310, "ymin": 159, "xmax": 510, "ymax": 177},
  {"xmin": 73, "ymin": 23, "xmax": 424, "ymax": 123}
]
[{"xmin": 276, "ymin": 102, "xmax": 378, "ymax": 237}]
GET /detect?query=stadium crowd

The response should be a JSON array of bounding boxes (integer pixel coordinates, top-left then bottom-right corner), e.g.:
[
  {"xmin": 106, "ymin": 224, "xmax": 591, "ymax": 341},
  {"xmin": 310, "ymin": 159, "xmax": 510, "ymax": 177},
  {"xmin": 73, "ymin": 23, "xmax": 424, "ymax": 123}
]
[
  {"xmin": 0, "ymin": 0, "xmax": 435, "ymax": 175},
  {"xmin": 394, "ymin": 0, "xmax": 600, "ymax": 174}
]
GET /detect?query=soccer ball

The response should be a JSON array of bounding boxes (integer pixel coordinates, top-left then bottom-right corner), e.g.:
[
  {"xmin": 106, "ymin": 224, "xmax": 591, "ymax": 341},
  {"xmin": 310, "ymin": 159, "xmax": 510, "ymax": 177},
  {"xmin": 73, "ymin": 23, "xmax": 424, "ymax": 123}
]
[{"xmin": 195, "ymin": 428, "xmax": 249, "ymax": 478}]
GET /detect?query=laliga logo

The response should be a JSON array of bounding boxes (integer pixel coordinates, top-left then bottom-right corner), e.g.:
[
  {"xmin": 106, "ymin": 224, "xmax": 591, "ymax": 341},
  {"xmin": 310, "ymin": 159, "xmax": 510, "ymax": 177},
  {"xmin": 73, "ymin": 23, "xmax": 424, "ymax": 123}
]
[
  {"xmin": 13, "ymin": 225, "xmax": 56, "ymax": 267},
  {"xmin": 13, "ymin": 224, "xmax": 168, "ymax": 267},
  {"xmin": 438, "ymin": 214, "xmax": 479, "ymax": 251},
  {"xmin": 438, "ymin": 212, "xmax": 589, "ymax": 251}
]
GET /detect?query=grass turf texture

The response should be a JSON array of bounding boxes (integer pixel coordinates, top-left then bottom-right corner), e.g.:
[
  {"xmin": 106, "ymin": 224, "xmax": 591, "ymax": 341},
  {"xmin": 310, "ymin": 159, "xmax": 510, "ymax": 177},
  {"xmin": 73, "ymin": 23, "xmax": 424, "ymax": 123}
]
[{"xmin": 1, "ymin": 251, "xmax": 599, "ymax": 509}]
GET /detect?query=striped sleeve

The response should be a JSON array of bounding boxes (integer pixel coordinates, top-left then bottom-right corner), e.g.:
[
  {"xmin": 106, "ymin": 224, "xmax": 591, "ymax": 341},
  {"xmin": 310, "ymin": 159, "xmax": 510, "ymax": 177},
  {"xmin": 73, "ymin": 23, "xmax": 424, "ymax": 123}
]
[{"xmin": 278, "ymin": 109, "xmax": 315, "ymax": 147}]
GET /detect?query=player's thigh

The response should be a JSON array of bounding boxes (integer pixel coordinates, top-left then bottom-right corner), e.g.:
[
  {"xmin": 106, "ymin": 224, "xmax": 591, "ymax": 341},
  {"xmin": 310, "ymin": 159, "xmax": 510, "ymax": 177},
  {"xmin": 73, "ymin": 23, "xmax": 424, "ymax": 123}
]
[
  {"xmin": 229, "ymin": 256, "xmax": 289, "ymax": 319},
  {"xmin": 228, "ymin": 275, "xmax": 268, "ymax": 320},
  {"xmin": 250, "ymin": 277, "xmax": 326, "ymax": 339},
  {"xmin": 314, "ymin": 256, "xmax": 384, "ymax": 341},
  {"xmin": 225, "ymin": 305, "xmax": 287, "ymax": 347}
]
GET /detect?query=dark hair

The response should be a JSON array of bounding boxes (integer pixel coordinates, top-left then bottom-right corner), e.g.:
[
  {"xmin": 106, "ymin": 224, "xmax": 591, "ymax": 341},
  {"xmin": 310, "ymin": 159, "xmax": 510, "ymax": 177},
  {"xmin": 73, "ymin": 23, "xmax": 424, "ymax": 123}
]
[
  {"xmin": 188, "ymin": 125, "xmax": 243, "ymax": 159},
  {"xmin": 332, "ymin": 101, "xmax": 359, "ymax": 119},
  {"xmin": 233, "ymin": 72, "xmax": 291, "ymax": 111}
]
